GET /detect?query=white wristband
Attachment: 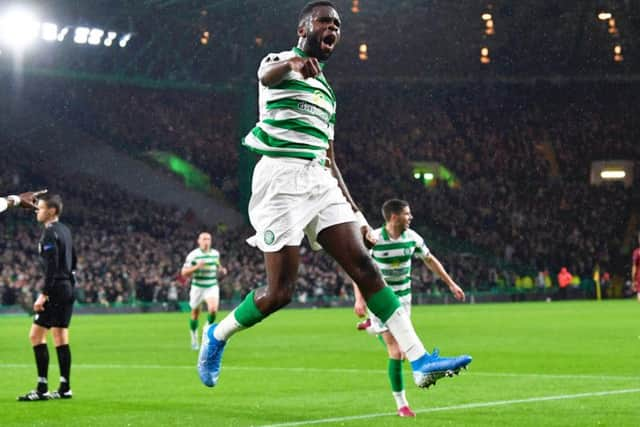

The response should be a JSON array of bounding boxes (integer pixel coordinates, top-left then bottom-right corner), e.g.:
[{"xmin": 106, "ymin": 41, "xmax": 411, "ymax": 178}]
[
  {"xmin": 354, "ymin": 211, "xmax": 369, "ymax": 228},
  {"xmin": 7, "ymin": 195, "xmax": 20, "ymax": 205}
]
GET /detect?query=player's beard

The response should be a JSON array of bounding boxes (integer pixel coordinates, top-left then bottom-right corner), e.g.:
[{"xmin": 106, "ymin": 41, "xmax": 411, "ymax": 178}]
[{"xmin": 307, "ymin": 32, "xmax": 332, "ymax": 61}]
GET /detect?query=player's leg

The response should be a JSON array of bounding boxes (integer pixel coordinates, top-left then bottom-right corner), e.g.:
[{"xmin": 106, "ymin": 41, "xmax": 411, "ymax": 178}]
[
  {"xmin": 382, "ymin": 332, "xmax": 414, "ymax": 417},
  {"xmin": 317, "ymin": 222, "xmax": 471, "ymax": 388},
  {"xmin": 197, "ymin": 246, "xmax": 300, "ymax": 387},
  {"xmin": 18, "ymin": 323, "xmax": 51, "ymax": 401},
  {"xmin": 189, "ymin": 286, "xmax": 202, "ymax": 349},
  {"xmin": 190, "ymin": 307, "xmax": 201, "ymax": 349},
  {"xmin": 203, "ymin": 286, "xmax": 220, "ymax": 325},
  {"xmin": 51, "ymin": 327, "xmax": 72, "ymax": 398},
  {"xmin": 214, "ymin": 246, "xmax": 300, "ymax": 339}
]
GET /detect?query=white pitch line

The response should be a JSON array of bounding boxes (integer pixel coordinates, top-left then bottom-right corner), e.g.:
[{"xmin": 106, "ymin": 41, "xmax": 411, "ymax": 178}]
[
  {"xmin": 258, "ymin": 388, "xmax": 640, "ymax": 427},
  {"xmin": 0, "ymin": 363, "xmax": 639, "ymax": 381}
]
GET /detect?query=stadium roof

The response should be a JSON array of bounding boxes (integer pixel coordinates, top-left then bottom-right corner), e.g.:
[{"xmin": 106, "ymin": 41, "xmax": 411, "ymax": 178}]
[{"xmin": 1, "ymin": 0, "xmax": 639, "ymax": 90}]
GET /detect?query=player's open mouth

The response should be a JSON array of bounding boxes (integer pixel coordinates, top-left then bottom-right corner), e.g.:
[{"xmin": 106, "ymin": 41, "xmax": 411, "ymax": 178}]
[{"xmin": 321, "ymin": 34, "xmax": 336, "ymax": 50}]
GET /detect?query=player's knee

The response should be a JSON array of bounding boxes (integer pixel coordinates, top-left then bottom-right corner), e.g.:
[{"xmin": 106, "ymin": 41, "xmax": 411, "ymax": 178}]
[
  {"xmin": 274, "ymin": 287, "xmax": 294, "ymax": 309},
  {"xmin": 387, "ymin": 345, "xmax": 402, "ymax": 359},
  {"xmin": 264, "ymin": 285, "xmax": 294, "ymax": 311},
  {"xmin": 352, "ymin": 253, "xmax": 381, "ymax": 289}
]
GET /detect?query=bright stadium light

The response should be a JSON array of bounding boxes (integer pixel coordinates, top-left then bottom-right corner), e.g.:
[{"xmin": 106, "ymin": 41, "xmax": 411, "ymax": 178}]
[
  {"xmin": 88, "ymin": 28, "xmax": 104, "ymax": 45},
  {"xmin": 57, "ymin": 26, "xmax": 70, "ymax": 42},
  {"xmin": 118, "ymin": 33, "xmax": 132, "ymax": 48},
  {"xmin": 73, "ymin": 27, "xmax": 90, "ymax": 44},
  {"xmin": 600, "ymin": 170, "xmax": 625, "ymax": 179},
  {"xmin": 598, "ymin": 12, "xmax": 612, "ymax": 21},
  {"xmin": 0, "ymin": 7, "xmax": 40, "ymax": 50},
  {"xmin": 104, "ymin": 31, "xmax": 117, "ymax": 47},
  {"xmin": 41, "ymin": 22, "xmax": 58, "ymax": 41}
]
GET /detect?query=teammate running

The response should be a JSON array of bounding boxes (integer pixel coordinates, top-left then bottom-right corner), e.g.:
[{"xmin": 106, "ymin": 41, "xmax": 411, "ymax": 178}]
[
  {"xmin": 353, "ymin": 199, "xmax": 466, "ymax": 417},
  {"xmin": 181, "ymin": 232, "xmax": 227, "ymax": 350}
]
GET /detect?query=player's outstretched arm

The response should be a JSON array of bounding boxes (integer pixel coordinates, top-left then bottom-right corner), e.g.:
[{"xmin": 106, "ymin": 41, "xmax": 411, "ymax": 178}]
[
  {"xmin": 1, "ymin": 189, "xmax": 48, "ymax": 212},
  {"xmin": 259, "ymin": 57, "xmax": 320, "ymax": 87},
  {"xmin": 423, "ymin": 254, "xmax": 465, "ymax": 301},
  {"xmin": 0, "ymin": 197, "xmax": 10, "ymax": 213},
  {"xmin": 326, "ymin": 141, "xmax": 377, "ymax": 248},
  {"xmin": 18, "ymin": 189, "xmax": 47, "ymax": 209}
]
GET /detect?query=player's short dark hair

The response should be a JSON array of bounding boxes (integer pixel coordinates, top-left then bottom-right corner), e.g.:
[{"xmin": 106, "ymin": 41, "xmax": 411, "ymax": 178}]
[
  {"xmin": 40, "ymin": 193, "xmax": 63, "ymax": 216},
  {"xmin": 382, "ymin": 199, "xmax": 409, "ymax": 222},
  {"xmin": 298, "ymin": 1, "xmax": 337, "ymax": 26}
]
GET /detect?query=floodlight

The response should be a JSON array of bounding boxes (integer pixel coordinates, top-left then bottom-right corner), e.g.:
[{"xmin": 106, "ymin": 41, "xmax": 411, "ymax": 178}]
[
  {"xmin": 0, "ymin": 7, "xmax": 40, "ymax": 50},
  {"xmin": 74, "ymin": 27, "xmax": 90, "ymax": 44},
  {"xmin": 104, "ymin": 31, "xmax": 117, "ymax": 47},
  {"xmin": 600, "ymin": 170, "xmax": 625, "ymax": 179},
  {"xmin": 598, "ymin": 12, "xmax": 612, "ymax": 21},
  {"xmin": 88, "ymin": 28, "xmax": 104, "ymax": 45},
  {"xmin": 41, "ymin": 22, "xmax": 58, "ymax": 41},
  {"xmin": 119, "ymin": 33, "xmax": 132, "ymax": 48},
  {"xmin": 57, "ymin": 26, "xmax": 70, "ymax": 42}
]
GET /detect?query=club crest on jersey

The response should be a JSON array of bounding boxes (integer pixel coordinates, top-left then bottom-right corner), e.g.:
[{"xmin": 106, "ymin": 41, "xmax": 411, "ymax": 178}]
[
  {"xmin": 404, "ymin": 248, "xmax": 412, "ymax": 255},
  {"xmin": 264, "ymin": 230, "xmax": 275, "ymax": 245}
]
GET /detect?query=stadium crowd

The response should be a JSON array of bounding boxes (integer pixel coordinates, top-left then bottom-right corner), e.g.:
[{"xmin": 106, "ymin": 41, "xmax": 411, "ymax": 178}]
[{"xmin": 1, "ymin": 80, "xmax": 638, "ymax": 308}]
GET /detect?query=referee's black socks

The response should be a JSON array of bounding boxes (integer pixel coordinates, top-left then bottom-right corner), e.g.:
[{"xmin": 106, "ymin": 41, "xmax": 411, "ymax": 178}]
[
  {"xmin": 56, "ymin": 344, "xmax": 72, "ymax": 391},
  {"xmin": 33, "ymin": 343, "xmax": 49, "ymax": 393}
]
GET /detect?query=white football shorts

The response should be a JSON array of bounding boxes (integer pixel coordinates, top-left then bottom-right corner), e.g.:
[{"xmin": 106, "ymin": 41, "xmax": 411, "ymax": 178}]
[
  {"xmin": 246, "ymin": 156, "xmax": 356, "ymax": 252},
  {"xmin": 189, "ymin": 285, "xmax": 219, "ymax": 310}
]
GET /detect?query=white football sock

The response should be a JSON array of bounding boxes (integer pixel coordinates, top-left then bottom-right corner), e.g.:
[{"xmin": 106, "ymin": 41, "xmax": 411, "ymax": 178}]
[
  {"xmin": 392, "ymin": 391, "xmax": 408, "ymax": 409},
  {"xmin": 213, "ymin": 309, "xmax": 244, "ymax": 341},
  {"xmin": 385, "ymin": 307, "xmax": 427, "ymax": 362}
]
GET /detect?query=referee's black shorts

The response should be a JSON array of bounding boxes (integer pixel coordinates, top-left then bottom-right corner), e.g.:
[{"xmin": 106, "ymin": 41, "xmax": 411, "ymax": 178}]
[{"xmin": 33, "ymin": 281, "xmax": 75, "ymax": 329}]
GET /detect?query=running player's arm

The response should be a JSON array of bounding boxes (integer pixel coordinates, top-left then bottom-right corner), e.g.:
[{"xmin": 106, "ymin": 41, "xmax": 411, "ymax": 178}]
[
  {"xmin": 326, "ymin": 141, "xmax": 376, "ymax": 246},
  {"xmin": 632, "ymin": 250, "xmax": 638, "ymax": 281},
  {"xmin": 351, "ymin": 281, "xmax": 367, "ymax": 317},
  {"xmin": 422, "ymin": 254, "xmax": 465, "ymax": 301},
  {"xmin": 181, "ymin": 252, "xmax": 204, "ymax": 277},
  {"xmin": 217, "ymin": 255, "xmax": 228, "ymax": 276}
]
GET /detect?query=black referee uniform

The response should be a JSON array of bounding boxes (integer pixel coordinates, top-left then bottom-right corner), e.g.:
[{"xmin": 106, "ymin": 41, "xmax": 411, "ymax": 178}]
[
  {"xmin": 35, "ymin": 221, "xmax": 76, "ymax": 328},
  {"xmin": 18, "ymin": 195, "xmax": 77, "ymax": 401}
]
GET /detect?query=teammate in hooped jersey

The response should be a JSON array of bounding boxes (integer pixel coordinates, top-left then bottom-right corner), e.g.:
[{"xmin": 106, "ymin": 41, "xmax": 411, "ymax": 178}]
[
  {"xmin": 181, "ymin": 232, "xmax": 227, "ymax": 350},
  {"xmin": 353, "ymin": 199, "xmax": 465, "ymax": 417}
]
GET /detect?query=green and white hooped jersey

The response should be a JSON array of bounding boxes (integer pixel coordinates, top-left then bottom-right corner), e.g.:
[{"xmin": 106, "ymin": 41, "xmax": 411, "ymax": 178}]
[
  {"xmin": 184, "ymin": 248, "xmax": 220, "ymax": 288},
  {"xmin": 371, "ymin": 227, "xmax": 431, "ymax": 301},
  {"xmin": 242, "ymin": 47, "xmax": 336, "ymax": 160}
]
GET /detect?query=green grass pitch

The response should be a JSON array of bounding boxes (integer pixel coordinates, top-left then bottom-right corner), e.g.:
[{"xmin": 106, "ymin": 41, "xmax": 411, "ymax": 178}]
[{"xmin": 1, "ymin": 300, "xmax": 638, "ymax": 426}]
